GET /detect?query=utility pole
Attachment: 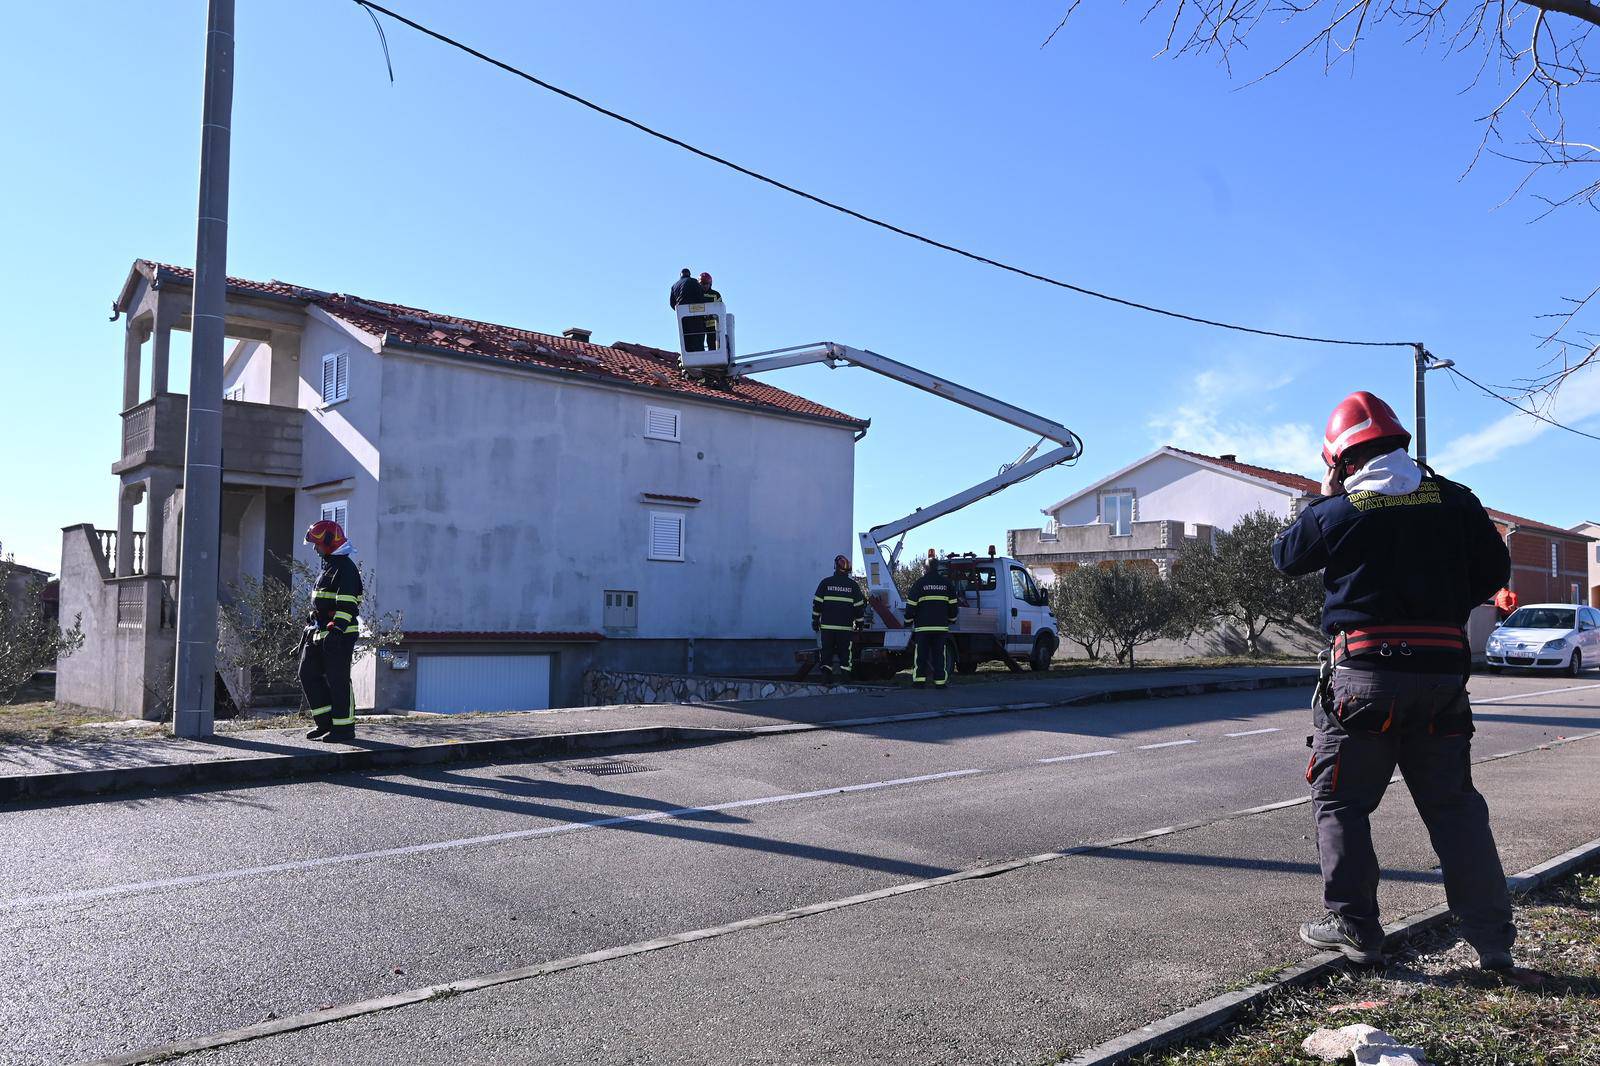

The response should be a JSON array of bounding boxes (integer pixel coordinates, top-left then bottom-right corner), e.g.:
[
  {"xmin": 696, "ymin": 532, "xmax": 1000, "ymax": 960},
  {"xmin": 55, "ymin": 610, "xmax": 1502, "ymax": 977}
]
[
  {"xmin": 172, "ymin": 0, "xmax": 235, "ymax": 739},
  {"xmin": 1411, "ymin": 343, "xmax": 1454, "ymax": 469}
]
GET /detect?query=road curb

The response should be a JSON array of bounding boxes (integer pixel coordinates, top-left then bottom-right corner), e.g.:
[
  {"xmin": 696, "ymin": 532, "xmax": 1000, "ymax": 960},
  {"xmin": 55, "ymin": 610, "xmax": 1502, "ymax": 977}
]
[
  {"xmin": 1059, "ymin": 834, "xmax": 1600, "ymax": 1066},
  {"xmin": 0, "ymin": 671, "xmax": 1314, "ymax": 806}
]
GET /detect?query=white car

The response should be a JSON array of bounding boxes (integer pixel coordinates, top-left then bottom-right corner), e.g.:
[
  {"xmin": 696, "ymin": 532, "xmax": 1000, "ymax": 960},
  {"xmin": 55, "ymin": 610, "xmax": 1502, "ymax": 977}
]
[{"xmin": 1484, "ymin": 604, "xmax": 1600, "ymax": 676}]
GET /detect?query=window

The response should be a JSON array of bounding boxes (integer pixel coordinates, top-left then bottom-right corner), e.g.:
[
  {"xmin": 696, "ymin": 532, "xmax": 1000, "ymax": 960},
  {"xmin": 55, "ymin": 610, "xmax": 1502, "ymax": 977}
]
[
  {"xmin": 320, "ymin": 351, "xmax": 350, "ymax": 405},
  {"xmin": 320, "ymin": 499, "xmax": 349, "ymax": 531},
  {"xmin": 645, "ymin": 406, "xmax": 681, "ymax": 442},
  {"xmin": 1101, "ymin": 491, "xmax": 1134, "ymax": 536},
  {"xmin": 648, "ymin": 512, "xmax": 684, "ymax": 561},
  {"xmin": 1551, "ymin": 542, "xmax": 1559, "ymax": 577},
  {"xmin": 603, "ymin": 590, "xmax": 638, "ymax": 629},
  {"xmin": 224, "ymin": 385, "xmax": 245, "ymax": 402},
  {"xmin": 1010, "ymin": 566, "xmax": 1044, "ymax": 606}
]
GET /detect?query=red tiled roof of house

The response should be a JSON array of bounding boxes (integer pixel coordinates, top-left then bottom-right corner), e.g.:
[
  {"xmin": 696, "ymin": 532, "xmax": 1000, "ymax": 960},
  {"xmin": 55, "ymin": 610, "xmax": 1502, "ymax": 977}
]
[
  {"xmin": 1167, "ymin": 447, "xmax": 1321, "ymax": 494},
  {"xmin": 128, "ymin": 262, "xmax": 867, "ymax": 429},
  {"xmin": 1170, "ymin": 447, "xmax": 1589, "ymax": 540}
]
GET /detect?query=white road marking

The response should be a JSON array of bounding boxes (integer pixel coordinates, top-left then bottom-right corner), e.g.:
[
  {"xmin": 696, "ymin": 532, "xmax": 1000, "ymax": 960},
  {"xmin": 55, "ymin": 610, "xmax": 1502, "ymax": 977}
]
[
  {"xmin": 1038, "ymin": 749, "xmax": 1118, "ymax": 764},
  {"xmin": 0, "ymin": 767, "xmax": 985, "ymax": 913},
  {"xmin": 1474, "ymin": 682, "xmax": 1600, "ymax": 705},
  {"xmin": 1224, "ymin": 727, "xmax": 1282, "ymax": 738},
  {"xmin": 1136, "ymin": 739, "xmax": 1197, "ymax": 750}
]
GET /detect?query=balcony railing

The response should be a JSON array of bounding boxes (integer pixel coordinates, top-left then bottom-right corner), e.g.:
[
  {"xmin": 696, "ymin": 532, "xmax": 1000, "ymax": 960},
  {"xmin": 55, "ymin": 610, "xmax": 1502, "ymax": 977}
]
[{"xmin": 96, "ymin": 529, "xmax": 146, "ymax": 577}]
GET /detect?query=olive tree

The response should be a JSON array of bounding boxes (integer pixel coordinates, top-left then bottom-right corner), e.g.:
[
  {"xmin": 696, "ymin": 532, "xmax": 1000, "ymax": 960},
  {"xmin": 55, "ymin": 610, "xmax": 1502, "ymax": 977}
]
[
  {"xmin": 1054, "ymin": 562, "xmax": 1197, "ymax": 665},
  {"xmin": 0, "ymin": 543, "xmax": 84, "ymax": 703},
  {"xmin": 1171, "ymin": 509, "xmax": 1324, "ymax": 656}
]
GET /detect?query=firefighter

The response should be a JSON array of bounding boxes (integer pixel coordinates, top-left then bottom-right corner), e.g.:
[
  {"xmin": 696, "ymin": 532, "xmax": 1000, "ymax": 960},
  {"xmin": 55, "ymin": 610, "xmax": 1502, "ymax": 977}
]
[
  {"xmin": 299, "ymin": 520, "xmax": 363, "ymax": 742},
  {"xmin": 1273, "ymin": 391, "xmax": 1515, "ymax": 970},
  {"xmin": 698, "ymin": 272, "xmax": 722, "ymax": 302},
  {"xmin": 904, "ymin": 558, "xmax": 959, "ymax": 688},
  {"xmin": 812, "ymin": 553, "xmax": 868, "ymax": 678}
]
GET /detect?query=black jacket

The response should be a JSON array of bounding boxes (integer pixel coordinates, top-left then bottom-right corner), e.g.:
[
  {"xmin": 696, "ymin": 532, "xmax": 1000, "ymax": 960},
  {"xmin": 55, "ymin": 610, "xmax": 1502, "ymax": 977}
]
[
  {"xmin": 310, "ymin": 553, "xmax": 364, "ymax": 636},
  {"xmin": 669, "ymin": 275, "xmax": 705, "ymax": 308},
  {"xmin": 813, "ymin": 572, "xmax": 868, "ymax": 631},
  {"xmin": 1273, "ymin": 471, "xmax": 1508, "ymax": 638},
  {"xmin": 905, "ymin": 572, "xmax": 959, "ymax": 631}
]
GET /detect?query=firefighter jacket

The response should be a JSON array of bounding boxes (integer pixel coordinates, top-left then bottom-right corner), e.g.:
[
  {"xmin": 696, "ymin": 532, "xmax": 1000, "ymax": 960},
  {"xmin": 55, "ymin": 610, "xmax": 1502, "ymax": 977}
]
[
  {"xmin": 1272, "ymin": 470, "xmax": 1508, "ymax": 640},
  {"xmin": 813, "ymin": 573, "xmax": 868, "ymax": 631},
  {"xmin": 309, "ymin": 553, "xmax": 364, "ymax": 638},
  {"xmin": 904, "ymin": 572, "xmax": 959, "ymax": 632}
]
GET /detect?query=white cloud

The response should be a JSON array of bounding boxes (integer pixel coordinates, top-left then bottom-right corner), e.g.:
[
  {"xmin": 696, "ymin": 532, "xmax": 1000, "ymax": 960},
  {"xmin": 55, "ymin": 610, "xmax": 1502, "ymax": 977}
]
[
  {"xmin": 1148, "ymin": 359, "xmax": 1321, "ymax": 475},
  {"xmin": 1431, "ymin": 368, "xmax": 1600, "ymax": 476}
]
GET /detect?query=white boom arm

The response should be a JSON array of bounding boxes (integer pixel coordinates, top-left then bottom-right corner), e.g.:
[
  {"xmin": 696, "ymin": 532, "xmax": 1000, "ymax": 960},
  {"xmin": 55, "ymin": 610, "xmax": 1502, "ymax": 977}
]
[{"xmin": 729, "ymin": 342, "xmax": 1081, "ymax": 614}]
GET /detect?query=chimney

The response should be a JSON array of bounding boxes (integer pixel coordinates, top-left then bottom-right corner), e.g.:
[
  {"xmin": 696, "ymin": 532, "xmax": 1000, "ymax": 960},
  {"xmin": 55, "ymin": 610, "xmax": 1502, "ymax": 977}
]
[
  {"xmin": 563, "ymin": 327, "xmax": 592, "ymax": 343},
  {"xmin": 1218, "ymin": 453, "xmax": 1237, "ymax": 463}
]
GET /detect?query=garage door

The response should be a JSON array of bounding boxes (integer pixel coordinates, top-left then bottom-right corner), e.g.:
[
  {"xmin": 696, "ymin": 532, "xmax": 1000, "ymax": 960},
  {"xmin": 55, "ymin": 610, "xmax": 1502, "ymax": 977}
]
[{"xmin": 414, "ymin": 654, "xmax": 552, "ymax": 713}]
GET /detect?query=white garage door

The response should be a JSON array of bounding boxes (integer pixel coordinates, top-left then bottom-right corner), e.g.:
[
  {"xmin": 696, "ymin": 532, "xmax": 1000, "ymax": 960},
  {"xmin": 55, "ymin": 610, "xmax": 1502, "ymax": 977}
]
[{"xmin": 414, "ymin": 654, "xmax": 552, "ymax": 713}]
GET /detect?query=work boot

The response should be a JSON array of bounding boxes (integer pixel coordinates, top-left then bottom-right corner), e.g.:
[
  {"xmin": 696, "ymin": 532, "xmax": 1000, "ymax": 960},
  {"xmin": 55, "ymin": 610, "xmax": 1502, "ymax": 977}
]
[
  {"xmin": 322, "ymin": 724, "xmax": 355, "ymax": 743},
  {"xmin": 1300, "ymin": 912, "xmax": 1385, "ymax": 964},
  {"xmin": 1477, "ymin": 948, "xmax": 1514, "ymax": 972},
  {"xmin": 304, "ymin": 714, "xmax": 333, "ymax": 740}
]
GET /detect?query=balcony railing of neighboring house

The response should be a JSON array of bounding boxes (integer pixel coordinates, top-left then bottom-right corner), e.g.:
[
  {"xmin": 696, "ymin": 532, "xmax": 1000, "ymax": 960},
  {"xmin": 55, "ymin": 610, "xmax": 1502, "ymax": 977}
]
[
  {"xmin": 116, "ymin": 394, "xmax": 303, "ymax": 481},
  {"xmin": 1009, "ymin": 519, "xmax": 1215, "ymax": 566},
  {"xmin": 114, "ymin": 575, "xmax": 176, "ymax": 629},
  {"xmin": 96, "ymin": 529, "xmax": 146, "ymax": 577}
]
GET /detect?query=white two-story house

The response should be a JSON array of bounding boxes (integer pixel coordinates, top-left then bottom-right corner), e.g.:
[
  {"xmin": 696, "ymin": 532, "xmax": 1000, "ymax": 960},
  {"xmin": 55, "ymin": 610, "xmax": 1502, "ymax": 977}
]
[{"xmin": 58, "ymin": 260, "xmax": 867, "ymax": 716}]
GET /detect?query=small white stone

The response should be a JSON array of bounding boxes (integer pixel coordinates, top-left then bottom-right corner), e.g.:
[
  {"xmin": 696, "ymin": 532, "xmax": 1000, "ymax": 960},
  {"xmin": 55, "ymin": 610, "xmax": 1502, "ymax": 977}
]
[{"xmin": 1302, "ymin": 1024, "xmax": 1383, "ymax": 1062}]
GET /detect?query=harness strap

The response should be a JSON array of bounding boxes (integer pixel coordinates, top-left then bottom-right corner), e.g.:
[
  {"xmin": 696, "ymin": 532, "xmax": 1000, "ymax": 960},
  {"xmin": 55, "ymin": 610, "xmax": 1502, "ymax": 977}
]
[{"xmin": 1334, "ymin": 624, "xmax": 1467, "ymax": 661}]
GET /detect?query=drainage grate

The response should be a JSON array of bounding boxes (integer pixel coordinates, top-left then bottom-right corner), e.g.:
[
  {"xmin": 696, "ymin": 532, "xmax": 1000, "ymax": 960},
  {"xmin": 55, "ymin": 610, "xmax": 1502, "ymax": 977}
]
[{"xmin": 566, "ymin": 758, "xmax": 656, "ymax": 776}]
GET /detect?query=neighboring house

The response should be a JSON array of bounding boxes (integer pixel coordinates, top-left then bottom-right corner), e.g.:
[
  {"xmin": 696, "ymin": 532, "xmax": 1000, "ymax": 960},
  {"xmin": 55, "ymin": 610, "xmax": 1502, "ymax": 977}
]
[
  {"xmin": 1568, "ymin": 522, "xmax": 1600, "ymax": 608},
  {"xmin": 2, "ymin": 561, "xmax": 52, "ymax": 622},
  {"xmin": 58, "ymin": 260, "xmax": 867, "ymax": 718},
  {"xmin": 1007, "ymin": 446, "xmax": 1592, "ymax": 656}
]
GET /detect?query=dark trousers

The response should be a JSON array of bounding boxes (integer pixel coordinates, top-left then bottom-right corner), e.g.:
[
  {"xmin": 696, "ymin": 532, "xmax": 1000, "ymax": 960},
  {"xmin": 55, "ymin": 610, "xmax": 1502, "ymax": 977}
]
[
  {"xmin": 299, "ymin": 630, "xmax": 357, "ymax": 730},
  {"xmin": 1308, "ymin": 667, "xmax": 1514, "ymax": 953},
  {"xmin": 818, "ymin": 629, "xmax": 853, "ymax": 672},
  {"xmin": 912, "ymin": 630, "xmax": 949, "ymax": 686}
]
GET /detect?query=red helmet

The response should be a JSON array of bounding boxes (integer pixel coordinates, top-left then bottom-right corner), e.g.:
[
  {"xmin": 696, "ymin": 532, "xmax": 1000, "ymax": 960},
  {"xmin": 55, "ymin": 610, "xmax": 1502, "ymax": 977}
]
[
  {"xmin": 834, "ymin": 554, "xmax": 851, "ymax": 571},
  {"xmin": 1322, "ymin": 391, "xmax": 1410, "ymax": 468},
  {"xmin": 699, "ymin": 272, "xmax": 713, "ymax": 286},
  {"xmin": 305, "ymin": 520, "xmax": 347, "ymax": 554}
]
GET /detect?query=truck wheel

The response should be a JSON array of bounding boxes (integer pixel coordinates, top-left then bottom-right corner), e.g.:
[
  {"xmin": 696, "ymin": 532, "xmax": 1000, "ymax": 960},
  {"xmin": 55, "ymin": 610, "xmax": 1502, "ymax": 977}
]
[{"xmin": 1030, "ymin": 633, "xmax": 1058, "ymax": 672}]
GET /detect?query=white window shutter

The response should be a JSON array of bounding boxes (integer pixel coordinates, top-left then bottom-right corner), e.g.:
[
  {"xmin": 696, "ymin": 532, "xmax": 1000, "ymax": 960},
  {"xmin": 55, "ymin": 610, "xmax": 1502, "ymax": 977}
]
[
  {"xmin": 335, "ymin": 352, "xmax": 349, "ymax": 401},
  {"xmin": 321, "ymin": 354, "xmax": 337, "ymax": 402},
  {"xmin": 649, "ymin": 513, "xmax": 683, "ymax": 560},
  {"xmin": 645, "ymin": 406, "xmax": 680, "ymax": 441},
  {"xmin": 320, "ymin": 500, "xmax": 349, "ymax": 530}
]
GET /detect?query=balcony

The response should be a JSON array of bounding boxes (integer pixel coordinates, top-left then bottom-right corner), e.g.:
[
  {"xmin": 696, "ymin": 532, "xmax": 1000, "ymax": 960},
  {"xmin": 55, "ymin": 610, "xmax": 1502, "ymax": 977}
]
[
  {"xmin": 115, "ymin": 393, "xmax": 303, "ymax": 482},
  {"xmin": 1009, "ymin": 519, "xmax": 1217, "ymax": 567}
]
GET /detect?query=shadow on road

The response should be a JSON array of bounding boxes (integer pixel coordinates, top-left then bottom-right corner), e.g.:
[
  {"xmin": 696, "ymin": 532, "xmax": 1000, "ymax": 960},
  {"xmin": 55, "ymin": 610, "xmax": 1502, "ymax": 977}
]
[{"xmin": 1085, "ymin": 846, "xmax": 1444, "ymax": 885}]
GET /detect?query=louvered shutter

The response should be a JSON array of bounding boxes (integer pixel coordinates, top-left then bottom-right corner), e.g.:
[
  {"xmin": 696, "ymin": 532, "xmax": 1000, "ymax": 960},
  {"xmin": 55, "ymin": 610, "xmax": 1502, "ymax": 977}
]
[
  {"xmin": 321, "ymin": 354, "xmax": 338, "ymax": 402},
  {"xmin": 321, "ymin": 501, "xmax": 348, "ymax": 530},
  {"xmin": 646, "ymin": 406, "xmax": 680, "ymax": 441},
  {"xmin": 648, "ymin": 513, "xmax": 683, "ymax": 560}
]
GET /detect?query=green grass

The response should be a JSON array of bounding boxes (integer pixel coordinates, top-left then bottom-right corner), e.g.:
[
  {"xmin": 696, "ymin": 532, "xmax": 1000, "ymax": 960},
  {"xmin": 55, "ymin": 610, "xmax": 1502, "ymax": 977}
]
[{"xmin": 1112, "ymin": 868, "xmax": 1600, "ymax": 1066}]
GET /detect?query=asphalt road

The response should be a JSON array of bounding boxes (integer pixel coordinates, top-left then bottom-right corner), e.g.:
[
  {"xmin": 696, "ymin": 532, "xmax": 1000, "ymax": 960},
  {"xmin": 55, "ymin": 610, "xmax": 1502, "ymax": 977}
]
[{"xmin": 5, "ymin": 673, "xmax": 1600, "ymax": 1066}]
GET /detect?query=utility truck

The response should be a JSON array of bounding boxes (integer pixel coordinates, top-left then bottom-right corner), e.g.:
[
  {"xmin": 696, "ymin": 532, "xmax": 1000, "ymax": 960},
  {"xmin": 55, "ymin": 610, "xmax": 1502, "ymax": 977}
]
[{"xmin": 675, "ymin": 299, "xmax": 1082, "ymax": 678}]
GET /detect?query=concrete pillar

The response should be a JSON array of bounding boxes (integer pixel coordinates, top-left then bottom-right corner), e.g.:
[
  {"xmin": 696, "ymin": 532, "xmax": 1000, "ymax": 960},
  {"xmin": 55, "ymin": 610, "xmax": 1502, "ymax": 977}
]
[
  {"xmin": 150, "ymin": 299, "xmax": 179, "ymax": 396},
  {"xmin": 268, "ymin": 329, "xmax": 302, "ymax": 407},
  {"xmin": 144, "ymin": 470, "xmax": 180, "ymax": 578},
  {"xmin": 122, "ymin": 317, "xmax": 150, "ymax": 411},
  {"xmin": 115, "ymin": 482, "xmax": 145, "ymax": 577}
]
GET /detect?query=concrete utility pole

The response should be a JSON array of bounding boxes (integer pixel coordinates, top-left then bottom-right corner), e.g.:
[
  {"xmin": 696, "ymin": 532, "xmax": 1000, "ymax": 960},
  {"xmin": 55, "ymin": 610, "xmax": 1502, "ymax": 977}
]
[
  {"xmin": 1411, "ymin": 343, "xmax": 1454, "ymax": 469},
  {"xmin": 172, "ymin": 0, "xmax": 235, "ymax": 739}
]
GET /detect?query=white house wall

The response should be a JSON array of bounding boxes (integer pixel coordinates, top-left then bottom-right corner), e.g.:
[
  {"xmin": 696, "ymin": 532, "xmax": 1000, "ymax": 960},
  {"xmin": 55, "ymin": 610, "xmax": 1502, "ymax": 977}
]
[
  {"xmin": 1051, "ymin": 452, "xmax": 1294, "ymax": 529},
  {"xmin": 374, "ymin": 350, "xmax": 856, "ymax": 640},
  {"xmin": 222, "ymin": 340, "xmax": 272, "ymax": 401}
]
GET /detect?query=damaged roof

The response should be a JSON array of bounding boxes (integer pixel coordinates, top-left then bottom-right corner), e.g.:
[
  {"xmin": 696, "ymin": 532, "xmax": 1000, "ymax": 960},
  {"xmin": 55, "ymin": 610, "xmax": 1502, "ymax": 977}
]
[{"xmin": 119, "ymin": 260, "xmax": 867, "ymax": 429}]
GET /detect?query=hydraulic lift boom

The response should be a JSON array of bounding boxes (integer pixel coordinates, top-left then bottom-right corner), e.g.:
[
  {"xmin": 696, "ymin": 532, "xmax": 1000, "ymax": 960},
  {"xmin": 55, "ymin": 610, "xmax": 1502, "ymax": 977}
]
[{"xmin": 728, "ymin": 342, "xmax": 1082, "ymax": 614}]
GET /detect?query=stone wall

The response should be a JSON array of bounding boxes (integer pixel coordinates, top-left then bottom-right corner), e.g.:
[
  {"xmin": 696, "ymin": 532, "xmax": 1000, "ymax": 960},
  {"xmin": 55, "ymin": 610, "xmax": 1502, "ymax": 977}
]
[{"xmin": 582, "ymin": 670, "xmax": 864, "ymax": 706}]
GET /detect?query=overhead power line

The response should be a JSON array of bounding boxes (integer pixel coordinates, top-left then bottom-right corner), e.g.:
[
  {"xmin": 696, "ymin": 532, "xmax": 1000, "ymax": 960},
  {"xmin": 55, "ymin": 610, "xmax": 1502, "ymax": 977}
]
[
  {"xmin": 1441, "ymin": 364, "xmax": 1600, "ymax": 444},
  {"xmin": 350, "ymin": 1, "xmax": 1415, "ymax": 350}
]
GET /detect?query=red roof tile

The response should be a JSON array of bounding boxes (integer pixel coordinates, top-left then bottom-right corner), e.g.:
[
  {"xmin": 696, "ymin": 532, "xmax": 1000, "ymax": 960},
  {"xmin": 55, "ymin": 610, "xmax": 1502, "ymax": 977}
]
[
  {"xmin": 127, "ymin": 261, "xmax": 866, "ymax": 429},
  {"xmin": 1167, "ymin": 448, "xmax": 1320, "ymax": 494},
  {"xmin": 1169, "ymin": 447, "xmax": 1589, "ymax": 540}
]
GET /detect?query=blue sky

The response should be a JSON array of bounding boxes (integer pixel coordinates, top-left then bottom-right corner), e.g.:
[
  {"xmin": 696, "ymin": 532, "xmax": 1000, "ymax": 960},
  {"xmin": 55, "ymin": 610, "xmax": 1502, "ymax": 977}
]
[{"xmin": 2, "ymin": 1, "xmax": 1596, "ymax": 573}]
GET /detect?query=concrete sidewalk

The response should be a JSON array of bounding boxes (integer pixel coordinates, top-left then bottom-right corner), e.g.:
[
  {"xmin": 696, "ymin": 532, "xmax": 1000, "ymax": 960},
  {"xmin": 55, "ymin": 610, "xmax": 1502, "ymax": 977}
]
[{"xmin": 0, "ymin": 666, "xmax": 1314, "ymax": 804}]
